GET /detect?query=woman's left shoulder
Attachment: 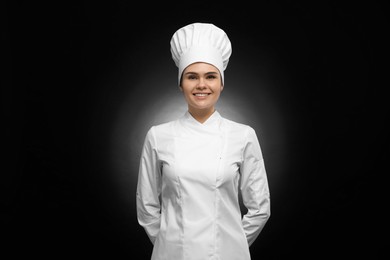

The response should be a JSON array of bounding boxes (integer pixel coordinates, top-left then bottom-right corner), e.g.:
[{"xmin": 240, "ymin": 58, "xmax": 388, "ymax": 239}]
[
  {"xmin": 222, "ymin": 117, "xmax": 253, "ymax": 130},
  {"xmin": 221, "ymin": 117, "xmax": 256, "ymax": 136}
]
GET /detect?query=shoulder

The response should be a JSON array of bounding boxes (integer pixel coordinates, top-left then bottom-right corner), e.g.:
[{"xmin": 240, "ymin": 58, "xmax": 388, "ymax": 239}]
[
  {"xmin": 221, "ymin": 117, "xmax": 261, "ymax": 148},
  {"xmin": 150, "ymin": 119, "xmax": 177, "ymax": 133},
  {"xmin": 145, "ymin": 119, "xmax": 179, "ymax": 143},
  {"xmin": 221, "ymin": 117, "xmax": 255, "ymax": 135}
]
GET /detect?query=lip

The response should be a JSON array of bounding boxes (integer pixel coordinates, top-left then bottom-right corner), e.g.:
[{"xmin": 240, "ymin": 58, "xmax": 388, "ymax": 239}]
[
  {"xmin": 192, "ymin": 93, "xmax": 211, "ymax": 100},
  {"xmin": 192, "ymin": 93, "xmax": 211, "ymax": 96}
]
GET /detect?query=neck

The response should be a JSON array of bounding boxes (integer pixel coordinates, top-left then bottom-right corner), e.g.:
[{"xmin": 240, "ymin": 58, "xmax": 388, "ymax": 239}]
[{"xmin": 188, "ymin": 107, "xmax": 215, "ymax": 124}]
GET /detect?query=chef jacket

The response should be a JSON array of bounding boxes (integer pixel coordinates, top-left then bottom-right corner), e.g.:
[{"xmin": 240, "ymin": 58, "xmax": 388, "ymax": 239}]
[{"xmin": 136, "ymin": 110, "xmax": 270, "ymax": 260}]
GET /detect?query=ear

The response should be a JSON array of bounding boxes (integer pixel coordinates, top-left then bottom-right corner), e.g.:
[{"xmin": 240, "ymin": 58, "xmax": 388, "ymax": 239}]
[
  {"xmin": 220, "ymin": 85, "xmax": 224, "ymax": 92},
  {"xmin": 179, "ymin": 85, "xmax": 183, "ymax": 92}
]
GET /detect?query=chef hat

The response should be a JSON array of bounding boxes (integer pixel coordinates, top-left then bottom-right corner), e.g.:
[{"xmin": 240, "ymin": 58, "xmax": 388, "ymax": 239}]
[{"xmin": 170, "ymin": 22, "xmax": 232, "ymax": 85}]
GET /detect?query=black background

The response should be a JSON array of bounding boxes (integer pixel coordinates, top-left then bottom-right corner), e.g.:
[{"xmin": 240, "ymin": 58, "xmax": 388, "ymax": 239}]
[{"xmin": 3, "ymin": 1, "xmax": 389, "ymax": 259}]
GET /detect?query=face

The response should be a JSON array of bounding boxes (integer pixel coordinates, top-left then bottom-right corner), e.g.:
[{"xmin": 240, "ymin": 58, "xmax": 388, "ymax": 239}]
[{"xmin": 180, "ymin": 62, "xmax": 223, "ymax": 114}]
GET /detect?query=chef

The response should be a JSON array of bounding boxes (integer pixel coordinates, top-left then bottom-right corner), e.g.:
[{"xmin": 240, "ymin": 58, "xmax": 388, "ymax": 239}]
[{"xmin": 136, "ymin": 22, "xmax": 271, "ymax": 260}]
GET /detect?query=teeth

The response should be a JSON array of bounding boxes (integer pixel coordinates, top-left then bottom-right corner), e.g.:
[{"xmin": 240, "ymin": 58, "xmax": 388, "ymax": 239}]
[{"xmin": 194, "ymin": 93, "xmax": 208, "ymax": 96}]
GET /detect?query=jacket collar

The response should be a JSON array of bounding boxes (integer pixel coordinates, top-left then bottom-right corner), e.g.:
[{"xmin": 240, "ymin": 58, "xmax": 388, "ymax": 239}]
[{"xmin": 181, "ymin": 110, "xmax": 223, "ymax": 134}]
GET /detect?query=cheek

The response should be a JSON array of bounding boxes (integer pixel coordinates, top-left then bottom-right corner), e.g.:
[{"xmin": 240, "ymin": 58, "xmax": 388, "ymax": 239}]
[
  {"xmin": 214, "ymin": 85, "xmax": 223, "ymax": 95},
  {"xmin": 181, "ymin": 82, "xmax": 194, "ymax": 93},
  {"xmin": 183, "ymin": 89, "xmax": 193, "ymax": 100}
]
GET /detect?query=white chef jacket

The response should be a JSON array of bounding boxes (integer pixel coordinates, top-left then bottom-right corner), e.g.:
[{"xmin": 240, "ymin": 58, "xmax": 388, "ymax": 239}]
[{"xmin": 136, "ymin": 111, "xmax": 270, "ymax": 260}]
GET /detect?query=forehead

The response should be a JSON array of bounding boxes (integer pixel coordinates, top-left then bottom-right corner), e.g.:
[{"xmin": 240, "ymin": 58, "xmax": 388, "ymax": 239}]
[{"xmin": 183, "ymin": 62, "xmax": 220, "ymax": 73}]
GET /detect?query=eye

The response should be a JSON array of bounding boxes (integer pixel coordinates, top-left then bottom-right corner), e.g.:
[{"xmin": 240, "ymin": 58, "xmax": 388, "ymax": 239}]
[
  {"xmin": 206, "ymin": 74, "xmax": 217, "ymax": 79},
  {"xmin": 187, "ymin": 74, "xmax": 197, "ymax": 80}
]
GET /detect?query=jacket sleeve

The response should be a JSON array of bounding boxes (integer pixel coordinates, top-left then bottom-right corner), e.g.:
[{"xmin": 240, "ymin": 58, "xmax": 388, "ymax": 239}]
[
  {"xmin": 240, "ymin": 127, "xmax": 271, "ymax": 246},
  {"xmin": 136, "ymin": 126, "xmax": 162, "ymax": 244}
]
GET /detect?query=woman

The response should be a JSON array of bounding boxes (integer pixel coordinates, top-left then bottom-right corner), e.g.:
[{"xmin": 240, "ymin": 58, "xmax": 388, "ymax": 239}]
[{"xmin": 136, "ymin": 22, "xmax": 270, "ymax": 260}]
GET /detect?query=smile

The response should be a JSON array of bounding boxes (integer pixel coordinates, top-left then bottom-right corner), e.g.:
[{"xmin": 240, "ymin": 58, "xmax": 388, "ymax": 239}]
[{"xmin": 193, "ymin": 93, "xmax": 211, "ymax": 96}]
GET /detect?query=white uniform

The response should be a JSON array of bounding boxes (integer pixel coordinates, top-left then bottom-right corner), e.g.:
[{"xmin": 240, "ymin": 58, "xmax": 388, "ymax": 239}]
[{"xmin": 136, "ymin": 111, "xmax": 270, "ymax": 260}]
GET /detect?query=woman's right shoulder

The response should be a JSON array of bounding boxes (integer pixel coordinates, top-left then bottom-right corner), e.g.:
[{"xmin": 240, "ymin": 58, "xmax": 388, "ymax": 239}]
[{"xmin": 146, "ymin": 119, "xmax": 178, "ymax": 138}]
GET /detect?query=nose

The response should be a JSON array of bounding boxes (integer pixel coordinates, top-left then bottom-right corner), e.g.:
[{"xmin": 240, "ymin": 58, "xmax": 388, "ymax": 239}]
[{"xmin": 196, "ymin": 77, "xmax": 207, "ymax": 89}]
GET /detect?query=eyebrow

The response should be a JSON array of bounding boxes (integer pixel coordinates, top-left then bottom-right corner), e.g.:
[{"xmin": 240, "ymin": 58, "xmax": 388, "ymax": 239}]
[{"xmin": 184, "ymin": 71, "xmax": 219, "ymax": 75}]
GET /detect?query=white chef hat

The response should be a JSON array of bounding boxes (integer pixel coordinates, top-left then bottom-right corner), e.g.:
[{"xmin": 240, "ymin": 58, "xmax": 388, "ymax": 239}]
[{"xmin": 170, "ymin": 22, "xmax": 232, "ymax": 85}]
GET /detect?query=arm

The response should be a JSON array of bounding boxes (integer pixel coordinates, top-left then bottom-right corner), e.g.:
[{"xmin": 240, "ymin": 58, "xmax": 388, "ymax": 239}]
[
  {"xmin": 240, "ymin": 127, "xmax": 271, "ymax": 246},
  {"xmin": 136, "ymin": 127, "xmax": 162, "ymax": 244}
]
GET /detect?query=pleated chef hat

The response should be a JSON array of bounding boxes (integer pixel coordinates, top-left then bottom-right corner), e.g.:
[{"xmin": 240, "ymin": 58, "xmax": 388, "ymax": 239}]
[{"xmin": 170, "ymin": 22, "xmax": 232, "ymax": 85}]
